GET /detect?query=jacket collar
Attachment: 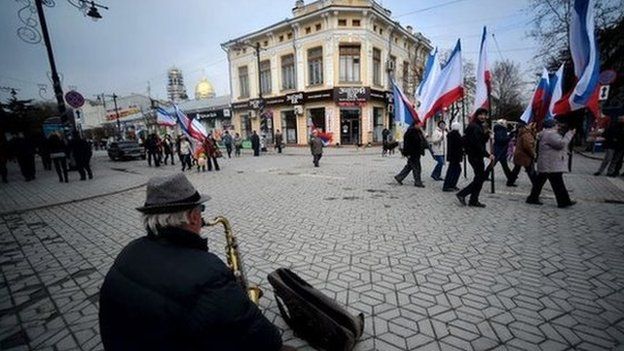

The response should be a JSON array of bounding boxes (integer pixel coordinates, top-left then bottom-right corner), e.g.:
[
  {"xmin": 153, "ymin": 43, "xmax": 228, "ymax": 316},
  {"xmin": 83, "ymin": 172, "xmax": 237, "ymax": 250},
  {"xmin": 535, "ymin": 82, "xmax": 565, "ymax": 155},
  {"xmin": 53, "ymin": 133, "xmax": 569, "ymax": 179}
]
[{"xmin": 147, "ymin": 226, "xmax": 208, "ymax": 251}]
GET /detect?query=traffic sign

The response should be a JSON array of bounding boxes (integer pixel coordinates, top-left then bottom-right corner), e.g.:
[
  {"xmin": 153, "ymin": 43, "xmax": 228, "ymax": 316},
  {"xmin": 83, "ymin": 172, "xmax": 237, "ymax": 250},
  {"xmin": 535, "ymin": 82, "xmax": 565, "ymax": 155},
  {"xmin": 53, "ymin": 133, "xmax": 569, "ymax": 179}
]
[
  {"xmin": 599, "ymin": 85, "xmax": 610, "ymax": 101},
  {"xmin": 65, "ymin": 90, "xmax": 85, "ymax": 108}
]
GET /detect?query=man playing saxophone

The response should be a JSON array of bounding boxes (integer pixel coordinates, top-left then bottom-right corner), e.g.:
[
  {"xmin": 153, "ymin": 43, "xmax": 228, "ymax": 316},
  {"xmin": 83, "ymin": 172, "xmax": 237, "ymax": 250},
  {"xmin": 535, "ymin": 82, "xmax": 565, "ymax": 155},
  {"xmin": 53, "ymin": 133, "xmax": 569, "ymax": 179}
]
[{"xmin": 99, "ymin": 173, "xmax": 291, "ymax": 350}]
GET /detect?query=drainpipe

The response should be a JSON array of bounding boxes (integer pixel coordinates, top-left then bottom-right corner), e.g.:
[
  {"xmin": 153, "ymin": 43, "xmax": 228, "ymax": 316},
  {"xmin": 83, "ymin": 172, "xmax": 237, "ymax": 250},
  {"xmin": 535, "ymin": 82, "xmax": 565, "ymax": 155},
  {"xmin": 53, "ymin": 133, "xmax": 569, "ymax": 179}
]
[{"xmin": 221, "ymin": 43, "xmax": 234, "ymax": 132}]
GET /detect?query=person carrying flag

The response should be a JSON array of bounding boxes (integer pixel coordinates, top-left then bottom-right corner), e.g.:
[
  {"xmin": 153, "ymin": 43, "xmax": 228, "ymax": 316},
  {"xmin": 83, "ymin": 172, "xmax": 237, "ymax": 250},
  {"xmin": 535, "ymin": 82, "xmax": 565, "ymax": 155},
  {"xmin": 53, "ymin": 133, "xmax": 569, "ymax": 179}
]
[
  {"xmin": 456, "ymin": 108, "xmax": 494, "ymax": 208},
  {"xmin": 394, "ymin": 121, "xmax": 427, "ymax": 188}
]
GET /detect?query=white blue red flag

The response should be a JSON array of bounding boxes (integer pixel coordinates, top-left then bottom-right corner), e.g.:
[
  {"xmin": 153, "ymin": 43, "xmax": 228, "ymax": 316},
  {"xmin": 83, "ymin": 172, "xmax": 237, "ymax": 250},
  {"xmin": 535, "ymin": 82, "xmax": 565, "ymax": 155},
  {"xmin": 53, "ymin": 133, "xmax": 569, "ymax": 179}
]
[
  {"xmin": 547, "ymin": 64, "xmax": 564, "ymax": 119},
  {"xmin": 473, "ymin": 27, "xmax": 491, "ymax": 114},
  {"xmin": 553, "ymin": 0, "xmax": 600, "ymax": 117},
  {"xmin": 416, "ymin": 48, "xmax": 441, "ymax": 119},
  {"xmin": 155, "ymin": 107, "xmax": 177, "ymax": 126},
  {"xmin": 423, "ymin": 40, "xmax": 464, "ymax": 121},
  {"xmin": 392, "ymin": 79, "xmax": 419, "ymax": 141},
  {"xmin": 174, "ymin": 105, "xmax": 207, "ymax": 141},
  {"xmin": 520, "ymin": 68, "xmax": 550, "ymax": 124}
]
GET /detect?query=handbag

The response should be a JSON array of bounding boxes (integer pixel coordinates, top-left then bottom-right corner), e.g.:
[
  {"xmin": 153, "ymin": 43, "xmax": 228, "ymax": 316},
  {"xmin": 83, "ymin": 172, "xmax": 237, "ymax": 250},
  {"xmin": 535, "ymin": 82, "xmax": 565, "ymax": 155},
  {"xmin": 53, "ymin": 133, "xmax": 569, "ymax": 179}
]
[{"xmin": 268, "ymin": 268, "xmax": 364, "ymax": 351}]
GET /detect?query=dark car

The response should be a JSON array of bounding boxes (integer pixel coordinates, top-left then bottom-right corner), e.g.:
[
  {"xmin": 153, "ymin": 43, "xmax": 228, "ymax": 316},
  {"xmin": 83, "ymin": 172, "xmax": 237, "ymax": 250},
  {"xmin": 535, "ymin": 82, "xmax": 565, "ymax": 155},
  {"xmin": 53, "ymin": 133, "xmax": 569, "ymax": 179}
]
[{"xmin": 107, "ymin": 141, "xmax": 145, "ymax": 161}]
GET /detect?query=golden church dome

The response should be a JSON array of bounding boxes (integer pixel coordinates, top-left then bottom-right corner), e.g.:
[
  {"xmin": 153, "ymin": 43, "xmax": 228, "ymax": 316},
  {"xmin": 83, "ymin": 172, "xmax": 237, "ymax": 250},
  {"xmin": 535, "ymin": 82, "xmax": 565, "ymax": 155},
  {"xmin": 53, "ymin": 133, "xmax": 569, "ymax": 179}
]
[{"xmin": 195, "ymin": 78, "xmax": 216, "ymax": 99}]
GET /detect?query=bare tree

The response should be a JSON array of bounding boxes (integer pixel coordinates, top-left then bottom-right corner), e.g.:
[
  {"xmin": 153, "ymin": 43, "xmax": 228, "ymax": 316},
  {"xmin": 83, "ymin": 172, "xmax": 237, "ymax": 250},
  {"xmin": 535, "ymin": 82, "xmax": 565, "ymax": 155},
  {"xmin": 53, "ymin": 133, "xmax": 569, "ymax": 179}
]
[
  {"xmin": 526, "ymin": 0, "xmax": 623, "ymax": 69},
  {"xmin": 491, "ymin": 60, "xmax": 527, "ymax": 119}
]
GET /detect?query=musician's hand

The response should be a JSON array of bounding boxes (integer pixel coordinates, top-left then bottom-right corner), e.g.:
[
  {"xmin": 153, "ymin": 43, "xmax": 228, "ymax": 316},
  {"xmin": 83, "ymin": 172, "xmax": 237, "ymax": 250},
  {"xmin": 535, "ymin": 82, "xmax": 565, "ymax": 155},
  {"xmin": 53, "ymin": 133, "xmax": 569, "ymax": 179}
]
[
  {"xmin": 280, "ymin": 345, "xmax": 298, "ymax": 351},
  {"xmin": 488, "ymin": 154, "xmax": 495, "ymax": 161}
]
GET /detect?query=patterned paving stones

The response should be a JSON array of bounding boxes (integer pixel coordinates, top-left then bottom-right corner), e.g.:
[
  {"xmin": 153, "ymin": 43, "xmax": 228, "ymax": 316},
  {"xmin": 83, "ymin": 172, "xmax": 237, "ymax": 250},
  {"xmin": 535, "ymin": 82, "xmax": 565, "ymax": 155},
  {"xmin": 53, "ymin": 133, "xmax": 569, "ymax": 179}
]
[{"xmin": 0, "ymin": 149, "xmax": 623, "ymax": 350}]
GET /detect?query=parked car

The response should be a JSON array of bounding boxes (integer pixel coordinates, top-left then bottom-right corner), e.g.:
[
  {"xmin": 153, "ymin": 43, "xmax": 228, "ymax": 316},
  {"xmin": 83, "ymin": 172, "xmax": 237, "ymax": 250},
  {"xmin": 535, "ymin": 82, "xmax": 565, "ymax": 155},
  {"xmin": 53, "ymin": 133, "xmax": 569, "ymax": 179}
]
[{"xmin": 107, "ymin": 141, "xmax": 145, "ymax": 161}]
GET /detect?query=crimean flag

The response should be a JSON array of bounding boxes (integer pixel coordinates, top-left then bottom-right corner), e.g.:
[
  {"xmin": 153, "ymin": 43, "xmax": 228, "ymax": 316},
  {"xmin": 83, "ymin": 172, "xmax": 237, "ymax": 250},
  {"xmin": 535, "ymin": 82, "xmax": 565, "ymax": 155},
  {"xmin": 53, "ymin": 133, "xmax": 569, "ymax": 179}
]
[
  {"xmin": 473, "ymin": 26, "xmax": 491, "ymax": 114},
  {"xmin": 553, "ymin": 0, "xmax": 601, "ymax": 117},
  {"xmin": 423, "ymin": 39, "xmax": 464, "ymax": 121},
  {"xmin": 416, "ymin": 48, "xmax": 441, "ymax": 119},
  {"xmin": 155, "ymin": 107, "xmax": 177, "ymax": 126}
]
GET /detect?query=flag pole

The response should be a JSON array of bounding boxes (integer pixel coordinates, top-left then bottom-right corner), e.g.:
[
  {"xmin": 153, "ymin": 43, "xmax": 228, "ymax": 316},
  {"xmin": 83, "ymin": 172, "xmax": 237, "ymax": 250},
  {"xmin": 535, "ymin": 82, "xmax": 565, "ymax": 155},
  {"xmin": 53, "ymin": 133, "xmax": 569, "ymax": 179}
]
[
  {"xmin": 462, "ymin": 97, "xmax": 467, "ymax": 179},
  {"xmin": 488, "ymin": 82, "xmax": 495, "ymax": 194}
]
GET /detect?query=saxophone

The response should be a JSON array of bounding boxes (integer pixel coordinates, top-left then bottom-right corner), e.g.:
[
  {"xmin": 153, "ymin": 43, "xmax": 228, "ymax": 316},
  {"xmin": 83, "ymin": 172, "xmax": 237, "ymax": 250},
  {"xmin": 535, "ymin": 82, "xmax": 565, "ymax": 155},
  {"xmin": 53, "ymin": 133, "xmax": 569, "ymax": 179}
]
[{"xmin": 203, "ymin": 216, "xmax": 263, "ymax": 304}]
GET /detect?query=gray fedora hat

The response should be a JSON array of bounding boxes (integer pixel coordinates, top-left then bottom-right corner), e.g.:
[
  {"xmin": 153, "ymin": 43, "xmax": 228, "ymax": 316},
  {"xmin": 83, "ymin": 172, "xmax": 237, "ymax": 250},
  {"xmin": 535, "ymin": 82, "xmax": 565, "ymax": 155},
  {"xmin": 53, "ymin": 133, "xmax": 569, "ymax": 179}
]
[{"xmin": 136, "ymin": 173, "xmax": 210, "ymax": 214}]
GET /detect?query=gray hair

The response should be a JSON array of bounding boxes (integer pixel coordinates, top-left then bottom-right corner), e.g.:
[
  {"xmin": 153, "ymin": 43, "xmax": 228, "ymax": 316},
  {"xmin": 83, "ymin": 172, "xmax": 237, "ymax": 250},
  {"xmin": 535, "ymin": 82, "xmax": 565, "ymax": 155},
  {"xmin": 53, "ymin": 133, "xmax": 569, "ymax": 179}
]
[{"xmin": 142, "ymin": 209, "xmax": 192, "ymax": 234}]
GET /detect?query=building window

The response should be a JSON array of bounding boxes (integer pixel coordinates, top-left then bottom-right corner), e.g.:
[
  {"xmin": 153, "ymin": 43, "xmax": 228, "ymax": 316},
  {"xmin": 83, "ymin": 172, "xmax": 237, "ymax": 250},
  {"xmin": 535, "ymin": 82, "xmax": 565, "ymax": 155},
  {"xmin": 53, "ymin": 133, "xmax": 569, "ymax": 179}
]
[
  {"xmin": 260, "ymin": 60, "xmax": 272, "ymax": 95},
  {"xmin": 315, "ymin": 23, "xmax": 321, "ymax": 31},
  {"xmin": 279, "ymin": 35, "xmax": 284, "ymax": 42},
  {"xmin": 238, "ymin": 66, "xmax": 249, "ymax": 98},
  {"xmin": 281, "ymin": 54, "xmax": 295, "ymax": 90},
  {"xmin": 308, "ymin": 47, "xmax": 323, "ymax": 85},
  {"xmin": 373, "ymin": 25, "xmax": 377, "ymax": 32},
  {"xmin": 402, "ymin": 61, "xmax": 409, "ymax": 93},
  {"xmin": 373, "ymin": 107, "xmax": 384, "ymax": 142},
  {"xmin": 379, "ymin": 28, "xmax": 383, "ymax": 35},
  {"xmin": 263, "ymin": 40, "xmax": 268, "ymax": 47},
  {"xmin": 338, "ymin": 19, "xmax": 347, "ymax": 26},
  {"xmin": 339, "ymin": 45, "xmax": 361, "ymax": 83},
  {"xmin": 287, "ymin": 32, "xmax": 293, "ymax": 39},
  {"xmin": 373, "ymin": 48, "xmax": 381, "ymax": 86},
  {"xmin": 352, "ymin": 19, "xmax": 360, "ymax": 27}
]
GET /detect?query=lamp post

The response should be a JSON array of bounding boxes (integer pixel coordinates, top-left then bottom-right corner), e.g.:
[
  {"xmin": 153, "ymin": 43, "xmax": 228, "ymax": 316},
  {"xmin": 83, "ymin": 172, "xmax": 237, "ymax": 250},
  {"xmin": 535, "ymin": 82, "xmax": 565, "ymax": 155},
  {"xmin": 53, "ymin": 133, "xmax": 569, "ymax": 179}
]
[
  {"xmin": 98, "ymin": 93, "xmax": 121, "ymax": 139},
  {"xmin": 32, "ymin": 0, "xmax": 108, "ymax": 125}
]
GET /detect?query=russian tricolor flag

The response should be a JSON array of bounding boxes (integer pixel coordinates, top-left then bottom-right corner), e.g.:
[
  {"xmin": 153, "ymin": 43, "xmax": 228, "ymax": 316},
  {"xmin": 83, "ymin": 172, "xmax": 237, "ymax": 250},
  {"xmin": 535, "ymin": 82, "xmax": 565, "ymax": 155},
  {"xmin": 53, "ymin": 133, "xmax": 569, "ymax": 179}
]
[
  {"xmin": 553, "ymin": 0, "xmax": 600, "ymax": 117},
  {"xmin": 473, "ymin": 27, "xmax": 491, "ymax": 114},
  {"xmin": 547, "ymin": 64, "xmax": 564, "ymax": 119},
  {"xmin": 520, "ymin": 68, "xmax": 551, "ymax": 125},
  {"xmin": 423, "ymin": 40, "xmax": 464, "ymax": 121}
]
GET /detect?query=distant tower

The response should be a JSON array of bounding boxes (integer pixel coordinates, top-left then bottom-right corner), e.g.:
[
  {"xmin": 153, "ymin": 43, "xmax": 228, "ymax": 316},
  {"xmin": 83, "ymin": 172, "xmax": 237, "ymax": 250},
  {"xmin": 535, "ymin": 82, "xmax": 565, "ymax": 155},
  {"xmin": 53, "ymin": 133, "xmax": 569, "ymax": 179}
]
[
  {"xmin": 166, "ymin": 67, "xmax": 188, "ymax": 102},
  {"xmin": 195, "ymin": 77, "xmax": 216, "ymax": 100}
]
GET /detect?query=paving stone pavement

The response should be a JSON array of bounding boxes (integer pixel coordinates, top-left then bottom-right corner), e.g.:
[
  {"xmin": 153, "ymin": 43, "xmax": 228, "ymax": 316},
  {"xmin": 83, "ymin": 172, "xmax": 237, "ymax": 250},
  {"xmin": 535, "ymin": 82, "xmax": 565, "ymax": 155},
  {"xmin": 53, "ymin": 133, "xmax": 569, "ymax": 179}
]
[{"xmin": 1, "ymin": 149, "xmax": 624, "ymax": 350}]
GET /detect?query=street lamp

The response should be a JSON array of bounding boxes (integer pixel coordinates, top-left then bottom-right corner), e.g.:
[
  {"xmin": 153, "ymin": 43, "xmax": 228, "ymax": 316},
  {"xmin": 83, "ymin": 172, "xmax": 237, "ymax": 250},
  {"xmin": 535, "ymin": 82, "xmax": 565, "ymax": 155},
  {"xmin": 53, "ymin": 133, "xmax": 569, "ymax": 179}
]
[{"xmin": 31, "ymin": 0, "xmax": 108, "ymax": 127}]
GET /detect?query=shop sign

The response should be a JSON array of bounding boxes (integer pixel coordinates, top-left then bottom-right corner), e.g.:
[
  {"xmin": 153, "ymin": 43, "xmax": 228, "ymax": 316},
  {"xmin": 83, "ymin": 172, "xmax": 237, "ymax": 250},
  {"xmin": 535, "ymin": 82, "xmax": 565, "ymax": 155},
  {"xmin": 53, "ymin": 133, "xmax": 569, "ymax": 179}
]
[
  {"xmin": 285, "ymin": 92, "xmax": 304, "ymax": 105},
  {"xmin": 305, "ymin": 89, "xmax": 333, "ymax": 102},
  {"xmin": 232, "ymin": 101, "xmax": 249, "ymax": 110},
  {"xmin": 334, "ymin": 87, "xmax": 370, "ymax": 106}
]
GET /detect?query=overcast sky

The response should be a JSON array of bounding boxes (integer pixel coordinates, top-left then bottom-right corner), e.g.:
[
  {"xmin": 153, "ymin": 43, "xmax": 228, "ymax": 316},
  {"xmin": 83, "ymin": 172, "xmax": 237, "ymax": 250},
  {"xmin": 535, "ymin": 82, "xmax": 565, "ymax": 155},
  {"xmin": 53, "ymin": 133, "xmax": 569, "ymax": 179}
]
[{"xmin": 0, "ymin": 0, "xmax": 537, "ymax": 103}]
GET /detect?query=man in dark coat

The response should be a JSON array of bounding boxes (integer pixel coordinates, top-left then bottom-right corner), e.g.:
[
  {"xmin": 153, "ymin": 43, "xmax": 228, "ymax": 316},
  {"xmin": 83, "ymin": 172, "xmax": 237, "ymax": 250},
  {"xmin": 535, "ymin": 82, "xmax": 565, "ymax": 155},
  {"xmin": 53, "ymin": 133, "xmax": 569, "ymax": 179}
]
[
  {"xmin": 8, "ymin": 132, "xmax": 36, "ymax": 181},
  {"xmin": 99, "ymin": 173, "xmax": 288, "ymax": 351},
  {"xmin": 251, "ymin": 130, "xmax": 260, "ymax": 157},
  {"xmin": 442, "ymin": 122, "xmax": 464, "ymax": 191},
  {"xmin": 309, "ymin": 130, "xmax": 324, "ymax": 167},
  {"xmin": 456, "ymin": 108, "xmax": 494, "ymax": 207},
  {"xmin": 274, "ymin": 129, "xmax": 283, "ymax": 154},
  {"xmin": 146, "ymin": 134, "xmax": 161, "ymax": 167},
  {"xmin": 68, "ymin": 132, "xmax": 93, "ymax": 180},
  {"xmin": 394, "ymin": 122, "xmax": 426, "ymax": 187},
  {"xmin": 488, "ymin": 120, "xmax": 520, "ymax": 186},
  {"xmin": 222, "ymin": 130, "xmax": 234, "ymax": 158}
]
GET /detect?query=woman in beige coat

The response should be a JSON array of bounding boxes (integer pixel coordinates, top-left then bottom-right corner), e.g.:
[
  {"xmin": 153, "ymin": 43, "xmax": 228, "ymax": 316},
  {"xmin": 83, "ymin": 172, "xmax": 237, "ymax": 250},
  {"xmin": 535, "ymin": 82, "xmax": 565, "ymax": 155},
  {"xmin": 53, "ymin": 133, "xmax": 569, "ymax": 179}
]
[{"xmin": 526, "ymin": 119, "xmax": 576, "ymax": 208}]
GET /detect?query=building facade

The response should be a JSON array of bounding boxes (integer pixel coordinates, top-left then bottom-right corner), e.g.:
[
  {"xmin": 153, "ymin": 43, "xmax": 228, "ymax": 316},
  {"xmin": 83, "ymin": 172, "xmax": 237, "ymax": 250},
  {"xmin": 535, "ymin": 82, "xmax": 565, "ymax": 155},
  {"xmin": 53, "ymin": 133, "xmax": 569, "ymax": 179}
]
[{"xmin": 221, "ymin": 0, "xmax": 431, "ymax": 145}]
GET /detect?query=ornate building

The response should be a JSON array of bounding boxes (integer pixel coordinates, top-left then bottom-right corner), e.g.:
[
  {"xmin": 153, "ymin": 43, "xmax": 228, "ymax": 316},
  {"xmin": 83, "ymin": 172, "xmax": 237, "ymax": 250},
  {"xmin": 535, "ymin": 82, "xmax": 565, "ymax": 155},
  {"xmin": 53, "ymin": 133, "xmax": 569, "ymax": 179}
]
[
  {"xmin": 221, "ymin": 0, "xmax": 431, "ymax": 145},
  {"xmin": 195, "ymin": 77, "xmax": 216, "ymax": 100},
  {"xmin": 166, "ymin": 67, "xmax": 188, "ymax": 102}
]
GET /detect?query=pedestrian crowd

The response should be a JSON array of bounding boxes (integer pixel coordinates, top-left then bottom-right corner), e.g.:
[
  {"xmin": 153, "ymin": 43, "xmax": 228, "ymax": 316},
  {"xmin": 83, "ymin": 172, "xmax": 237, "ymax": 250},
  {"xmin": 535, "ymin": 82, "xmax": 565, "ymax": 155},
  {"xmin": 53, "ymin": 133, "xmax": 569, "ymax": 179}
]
[
  {"xmin": 391, "ymin": 108, "xmax": 602, "ymax": 209},
  {"xmin": 1, "ymin": 130, "xmax": 93, "ymax": 184}
]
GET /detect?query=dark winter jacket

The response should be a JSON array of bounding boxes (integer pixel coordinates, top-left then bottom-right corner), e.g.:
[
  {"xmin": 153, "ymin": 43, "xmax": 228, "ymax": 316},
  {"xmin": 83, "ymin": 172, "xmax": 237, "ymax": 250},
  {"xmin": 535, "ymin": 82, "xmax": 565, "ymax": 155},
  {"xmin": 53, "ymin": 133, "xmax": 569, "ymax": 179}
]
[
  {"xmin": 47, "ymin": 134, "xmax": 68, "ymax": 157},
  {"xmin": 69, "ymin": 138, "xmax": 92, "ymax": 164},
  {"xmin": 402, "ymin": 126, "xmax": 426, "ymax": 157},
  {"xmin": 463, "ymin": 121, "xmax": 490, "ymax": 159},
  {"xmin": 493, "ymin": 124, "xmax": 510, "ymax": 156},
  {"xmin": 446, "ymin": 130, "xmax": 463, "ymax": 164},
  {"xmin": 99, "ymin": 226, "xmax": 282, "ymax": 351},
  {"xmin": 251, "ymin": 134, "xmax": 260, "ymax": 149}
]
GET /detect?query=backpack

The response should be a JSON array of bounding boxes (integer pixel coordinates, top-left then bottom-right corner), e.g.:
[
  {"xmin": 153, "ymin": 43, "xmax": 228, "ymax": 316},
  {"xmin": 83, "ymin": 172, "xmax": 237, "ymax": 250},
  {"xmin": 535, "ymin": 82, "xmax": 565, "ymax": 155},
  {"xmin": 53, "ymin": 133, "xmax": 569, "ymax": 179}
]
[{"xmin": 268, "ymin": 268, "xmax": 365, "ymax": 351}]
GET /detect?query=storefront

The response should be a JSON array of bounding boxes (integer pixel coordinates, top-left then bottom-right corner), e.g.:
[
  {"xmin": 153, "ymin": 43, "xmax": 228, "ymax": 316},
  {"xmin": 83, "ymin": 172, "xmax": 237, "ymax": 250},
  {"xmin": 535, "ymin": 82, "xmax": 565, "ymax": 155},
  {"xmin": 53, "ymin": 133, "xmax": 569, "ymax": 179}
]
[{"xmin": 231, "ymin": 88, "xmax": 392, "ymax": 146}]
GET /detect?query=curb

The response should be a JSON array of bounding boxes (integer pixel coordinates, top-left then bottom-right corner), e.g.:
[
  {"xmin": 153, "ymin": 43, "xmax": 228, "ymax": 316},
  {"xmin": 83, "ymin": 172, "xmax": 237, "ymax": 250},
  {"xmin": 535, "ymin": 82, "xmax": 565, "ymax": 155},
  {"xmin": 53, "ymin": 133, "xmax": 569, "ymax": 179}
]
[{"xmin": 0, "ymin": 182, "xmax": 148, "ymax": 216}]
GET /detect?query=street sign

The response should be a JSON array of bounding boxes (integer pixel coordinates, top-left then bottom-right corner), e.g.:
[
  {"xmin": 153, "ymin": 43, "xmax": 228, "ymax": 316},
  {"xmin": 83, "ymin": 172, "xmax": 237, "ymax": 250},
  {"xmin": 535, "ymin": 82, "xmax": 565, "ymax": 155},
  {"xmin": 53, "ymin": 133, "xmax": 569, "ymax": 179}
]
[
  {"xmin": 599, "ymin": 70, "xmax": 617, "ymax": 85},
  {"xmin": 599, "ymin": 85, "xmax": 610, "ymax": 101},
  {"xmin": 65, "ymin": 90, "xmax": 85, "ymax": 108}
]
